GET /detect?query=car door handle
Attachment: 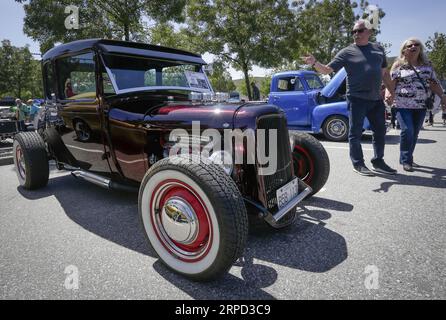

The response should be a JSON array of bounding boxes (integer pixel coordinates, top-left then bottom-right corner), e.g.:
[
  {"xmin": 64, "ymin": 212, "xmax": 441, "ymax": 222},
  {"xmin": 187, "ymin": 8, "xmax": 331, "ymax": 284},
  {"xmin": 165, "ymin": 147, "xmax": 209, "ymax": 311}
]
[{"xmin": 272, "ymin": 96, "xmax": 280, "ymax": 101}]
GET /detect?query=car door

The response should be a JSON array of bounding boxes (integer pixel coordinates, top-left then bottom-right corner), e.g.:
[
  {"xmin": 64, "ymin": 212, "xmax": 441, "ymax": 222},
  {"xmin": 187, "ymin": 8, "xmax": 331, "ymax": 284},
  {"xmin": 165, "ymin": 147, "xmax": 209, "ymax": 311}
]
[
  {"xmin": 54, "ymin": 51, "xmax": 111, "ymax": 173},
  {"xmin": 269, "ymin": 76, "xmax": 309, "ymax": 126}
]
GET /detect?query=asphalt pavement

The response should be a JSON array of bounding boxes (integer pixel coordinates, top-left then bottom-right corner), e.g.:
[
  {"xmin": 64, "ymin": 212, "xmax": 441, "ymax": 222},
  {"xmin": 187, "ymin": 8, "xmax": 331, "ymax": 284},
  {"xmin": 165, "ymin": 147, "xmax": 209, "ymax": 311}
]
[{"xmin": 0, "ymin": 117, "xmax": 445, "ymax": 300}]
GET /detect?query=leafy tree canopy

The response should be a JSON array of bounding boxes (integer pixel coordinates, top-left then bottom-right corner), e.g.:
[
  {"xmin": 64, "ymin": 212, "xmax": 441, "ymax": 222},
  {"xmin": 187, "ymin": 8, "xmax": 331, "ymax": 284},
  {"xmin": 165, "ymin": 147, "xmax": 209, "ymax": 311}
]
[
  {"xmin": 0, "ymin": 40, "xmax": 42, "ymax": 100},
  {"xmin": 16, "ymin": 0, "xmax": 186, "ymax": 53},
  {"xmin": 183, "ymin": 0, "xmax": 296, "ymax": 100},
  {"xmin": 426, "ymin": 32, "xmax": 446, "ymax": 80}
]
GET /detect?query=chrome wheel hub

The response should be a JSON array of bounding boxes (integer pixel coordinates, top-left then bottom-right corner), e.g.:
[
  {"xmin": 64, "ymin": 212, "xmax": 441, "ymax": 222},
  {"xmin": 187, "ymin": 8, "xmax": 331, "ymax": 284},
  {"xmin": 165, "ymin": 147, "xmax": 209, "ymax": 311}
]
[
  {"xmin": 161, "ymin": 197, "xmax": 198, "ymax": 244},
  {"xmin": 329, "ymin": 120, "xmax": 346, "ymax": 137}
]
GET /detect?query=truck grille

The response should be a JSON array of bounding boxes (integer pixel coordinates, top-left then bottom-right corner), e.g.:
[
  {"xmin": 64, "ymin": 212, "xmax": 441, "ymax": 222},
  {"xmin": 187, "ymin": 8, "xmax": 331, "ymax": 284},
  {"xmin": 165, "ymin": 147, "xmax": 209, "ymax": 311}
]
[{"xmin": 257, "ymin": 114, "xmax": 293, "ymax": 212}]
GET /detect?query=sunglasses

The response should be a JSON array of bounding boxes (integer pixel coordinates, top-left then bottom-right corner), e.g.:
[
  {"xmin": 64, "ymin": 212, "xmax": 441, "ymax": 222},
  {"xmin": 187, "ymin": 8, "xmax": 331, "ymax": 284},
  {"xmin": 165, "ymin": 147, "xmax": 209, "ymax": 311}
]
[
  {"xmin": 351, "ymin": 28, "xmax": 366, "ymax": 35},
  {"xmin": 405, "ymin": 43, "xmax": 420, "ymax": 49}
]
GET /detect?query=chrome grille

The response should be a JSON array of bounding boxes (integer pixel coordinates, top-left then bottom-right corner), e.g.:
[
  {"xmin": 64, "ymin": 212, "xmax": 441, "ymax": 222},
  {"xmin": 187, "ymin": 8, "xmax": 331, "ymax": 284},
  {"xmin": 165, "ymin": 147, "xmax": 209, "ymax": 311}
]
[{"xmin": 257, "ymin": 114, "xmax": 293, "ymax": 212}]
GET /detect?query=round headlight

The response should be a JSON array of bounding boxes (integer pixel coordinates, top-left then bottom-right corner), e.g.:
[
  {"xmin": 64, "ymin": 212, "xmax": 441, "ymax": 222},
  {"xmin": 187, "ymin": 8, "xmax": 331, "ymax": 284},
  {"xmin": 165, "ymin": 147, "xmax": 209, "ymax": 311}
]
[{"xmin": 209, "ymin": 151, "xmax": 233, "ymax": 175}]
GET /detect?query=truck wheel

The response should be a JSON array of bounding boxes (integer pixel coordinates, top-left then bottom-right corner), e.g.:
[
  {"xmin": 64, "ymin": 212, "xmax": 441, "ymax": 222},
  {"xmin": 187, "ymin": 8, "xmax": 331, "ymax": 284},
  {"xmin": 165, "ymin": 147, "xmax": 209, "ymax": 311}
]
[
  {"xmin": 323, "ymin": 116, "xmax": 349, "ymax": 142},
  {"xmin": 139, "ymin": 155, "xmax": 248, "ymax": 281},
  {"xmin": 13, "ymin": 132, "xmax": 49, "ymax": 190},
  {"xmin": 291, "ymin": 132, "xmax": 330, "ymax": 197}
]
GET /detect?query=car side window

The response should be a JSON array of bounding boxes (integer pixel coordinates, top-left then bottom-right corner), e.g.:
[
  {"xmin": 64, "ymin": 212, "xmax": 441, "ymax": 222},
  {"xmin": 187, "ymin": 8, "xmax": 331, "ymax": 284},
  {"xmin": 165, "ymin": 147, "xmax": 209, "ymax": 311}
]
[
  {"xmin": 56, "ymin": 52, "xmax": 96, "ymax": 100},
  {"xmin": 102, "ymin": 72, "xmax": 116, "ymax": 95},
  {"xmin": 277, "ymin": 77, "xmax": 303, "ymax": 92},
  {"xmin": 294, "ymin": 78, "xmax": 305, "ymax": 91}
]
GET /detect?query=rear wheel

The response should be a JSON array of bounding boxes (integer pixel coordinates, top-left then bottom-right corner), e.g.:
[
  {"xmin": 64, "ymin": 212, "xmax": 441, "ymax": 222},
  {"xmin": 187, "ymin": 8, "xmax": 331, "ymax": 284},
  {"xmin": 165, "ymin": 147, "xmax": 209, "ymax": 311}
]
[
  {"xmin": 322, "ymin": 116, "xmax": 349, "ymax": 142},
  {"xmin": 291, "ymin": 132, "xmax": 330, "ymax": 197},
  {"xmin": 13, "ymin": 132, "xmax": 49, "ymax": 190},
  {"xmin": 139, "ymin": 155, "xmax": 248, "ymax": 281}
]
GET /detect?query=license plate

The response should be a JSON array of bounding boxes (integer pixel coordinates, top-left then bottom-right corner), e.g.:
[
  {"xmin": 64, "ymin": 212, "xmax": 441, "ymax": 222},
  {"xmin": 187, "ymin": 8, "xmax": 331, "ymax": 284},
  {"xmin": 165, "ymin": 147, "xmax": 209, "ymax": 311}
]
[{"xmin": 276, "ymin": 178, "xmax": 299, "ymax": 210}]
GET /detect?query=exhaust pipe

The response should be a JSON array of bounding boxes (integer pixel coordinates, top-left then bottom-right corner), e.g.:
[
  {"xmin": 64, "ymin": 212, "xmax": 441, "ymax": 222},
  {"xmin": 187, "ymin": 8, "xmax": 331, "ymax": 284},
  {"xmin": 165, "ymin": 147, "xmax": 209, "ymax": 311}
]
[
  {"xmin": 71, "ymin": 170, "xmax": 111, "ymax": 189},
  {"xmin": 71, "ymin": 170, "xmax": 139, "ymax": 193}
]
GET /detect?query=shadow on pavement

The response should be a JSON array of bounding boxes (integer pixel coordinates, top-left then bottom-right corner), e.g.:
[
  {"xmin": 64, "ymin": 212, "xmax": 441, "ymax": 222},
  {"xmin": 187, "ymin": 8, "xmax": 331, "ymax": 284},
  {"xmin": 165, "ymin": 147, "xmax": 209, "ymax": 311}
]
[
  {"xmin": 372, "ymin": 165, "xmax": 446, "ymax": 193},
  {"xmin": 18, "ymin": 174, "xmax": 350, "ymax": 299},
  {"xmin": 361, "ymin": 134, "xmax": 437, "ymax": 146},
  {"xmin": 313, "ymin": 133, "xmax": 436, "ymax": 146}
]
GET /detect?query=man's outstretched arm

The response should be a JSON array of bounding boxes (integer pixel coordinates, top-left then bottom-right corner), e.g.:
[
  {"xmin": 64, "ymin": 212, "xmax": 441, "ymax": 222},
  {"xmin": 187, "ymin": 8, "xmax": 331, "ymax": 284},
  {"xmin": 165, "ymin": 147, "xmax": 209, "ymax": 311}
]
[{"xmin": 301, "ymin": 54, "xmax": 334, "ymax": 75}]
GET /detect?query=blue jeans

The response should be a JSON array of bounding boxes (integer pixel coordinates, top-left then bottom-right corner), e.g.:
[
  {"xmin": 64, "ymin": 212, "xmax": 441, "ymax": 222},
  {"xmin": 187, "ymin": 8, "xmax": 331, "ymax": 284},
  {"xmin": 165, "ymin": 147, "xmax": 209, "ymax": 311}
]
[
  {"xmin": 396, "ymin": 108, "xmax": 426, "ymax": 165},
  {"xmin": 347, "ymin": 96, "xmax": 387, "ymax": 167}
]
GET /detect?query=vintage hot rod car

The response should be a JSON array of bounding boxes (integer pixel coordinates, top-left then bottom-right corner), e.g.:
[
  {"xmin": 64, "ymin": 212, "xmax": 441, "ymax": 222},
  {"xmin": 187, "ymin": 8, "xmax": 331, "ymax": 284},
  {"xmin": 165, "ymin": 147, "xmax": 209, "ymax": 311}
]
[{"xmin": 13, "ymin": 39, "xmax": 330, "ymax": 281}]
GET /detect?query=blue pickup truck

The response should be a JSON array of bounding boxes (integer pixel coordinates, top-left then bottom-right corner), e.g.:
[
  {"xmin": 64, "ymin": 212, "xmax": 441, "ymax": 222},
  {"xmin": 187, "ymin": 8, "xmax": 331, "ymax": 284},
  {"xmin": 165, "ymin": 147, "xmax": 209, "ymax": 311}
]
[{"xmin": 268, "ymin": 68, "xmax": 373, "ymax": 142}]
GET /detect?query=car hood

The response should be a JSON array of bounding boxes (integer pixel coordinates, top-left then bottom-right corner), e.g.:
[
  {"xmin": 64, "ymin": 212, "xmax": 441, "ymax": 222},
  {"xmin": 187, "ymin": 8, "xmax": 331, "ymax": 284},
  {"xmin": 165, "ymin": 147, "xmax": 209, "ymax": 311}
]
[
  {"xmin": 107, "ymin": 89, "xmax": 283, "ymax": 131},
  {"xmin": 146, "ymin": 102, "xmax": 282, "ymax": 130},
  {"xmin": 320, "ymin": 68, "xmax": 347, "ymax": 98}
]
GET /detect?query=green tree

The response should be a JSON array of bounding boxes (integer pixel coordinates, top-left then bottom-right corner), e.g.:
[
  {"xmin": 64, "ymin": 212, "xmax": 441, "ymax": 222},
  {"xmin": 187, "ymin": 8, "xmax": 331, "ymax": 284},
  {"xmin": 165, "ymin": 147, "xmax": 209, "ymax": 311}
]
[
  {"xmin": 0, "ymin": 40, "xmax": 41, "ymax": 100},
  {"xmin": 207, "ymin": 62, "xmax": 236, "ymax": 93},
  {"xmin": 16, "ymin": 0, "xmax": 186, "ymax": 53},
  {"xmin": 426, "ymin": 32, "xmax": 446, "ymax": 80},
  {"xmin": 184, "ymin": 0, "xmax": 296, "ymax": 100},
  {"xmin": 260, "ymin": 76, "xmax": 272, "ymax": 98},
  {"xmin": 148, "ymin": 23, "xmax": 194, "ymax": 51},
  {"xmin": 290, "ymin": 0, "xmax": 386, "ymax": 65},
  {"xmin": 295, "ymin": 0, "xmax": 356, "ymax": 64}
]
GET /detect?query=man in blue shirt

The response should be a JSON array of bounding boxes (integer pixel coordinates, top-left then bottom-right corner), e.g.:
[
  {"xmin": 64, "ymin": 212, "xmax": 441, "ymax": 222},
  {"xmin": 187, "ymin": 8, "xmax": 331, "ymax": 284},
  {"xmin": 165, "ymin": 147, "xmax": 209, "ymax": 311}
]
[{"xmin": 302, "ymin": 20, "xmax": 397, "ymax": 176}]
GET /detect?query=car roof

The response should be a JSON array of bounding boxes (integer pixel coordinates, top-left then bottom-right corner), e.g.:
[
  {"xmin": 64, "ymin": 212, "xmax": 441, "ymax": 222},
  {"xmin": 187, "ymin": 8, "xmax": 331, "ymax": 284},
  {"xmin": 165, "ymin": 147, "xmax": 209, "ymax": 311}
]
[
  {"xmin": 42, "ymin": 39, "xmax": 206, "ymax": 65},
  {"xmin": 273, "ymin": 70, "xmax": 318, "ymax": 78}
]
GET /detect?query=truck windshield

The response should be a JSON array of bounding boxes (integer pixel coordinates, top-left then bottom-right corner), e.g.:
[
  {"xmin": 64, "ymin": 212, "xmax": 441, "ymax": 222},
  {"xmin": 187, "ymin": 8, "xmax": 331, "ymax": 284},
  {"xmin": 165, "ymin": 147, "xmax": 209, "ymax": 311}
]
[
  {"xmin": 102, "ymin": 53, "xmax": 211, "ymax": 94},
  {"xmin": 304, "ymin": 74, "xmax": 324, "ymax": 90}
]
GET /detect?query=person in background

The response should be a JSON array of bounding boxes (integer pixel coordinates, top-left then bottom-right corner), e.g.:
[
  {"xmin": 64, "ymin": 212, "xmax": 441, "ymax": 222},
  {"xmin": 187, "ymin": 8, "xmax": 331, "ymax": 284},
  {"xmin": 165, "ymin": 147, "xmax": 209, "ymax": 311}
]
[
  {"xmin": 302, "ymin": 19, "xmax": 397, "ymax": 176},
  {"xmin": 425, "ymin": 108, "xmax": 434, "ymax": 127},
  {"xmin": 251, "ymin": 82, "xmax": 260, "ymax": 101},
  {"xmin": 442, "ymin": 108, "xmax": 446, "ymax": 126},
  {"xmin": 65, "ymin": 78, "xmax": 75, "ymax": 98},
  {"xmin": 27, "ymin": 99, "xmax": 41, "ymax": 122},
  {"xmin": 386, "ymin": 38, "xmax": 446, "ymax": 172},
  {"xmin": 12, "ymin": 98, "xmax": 29, "ymax": 131}
]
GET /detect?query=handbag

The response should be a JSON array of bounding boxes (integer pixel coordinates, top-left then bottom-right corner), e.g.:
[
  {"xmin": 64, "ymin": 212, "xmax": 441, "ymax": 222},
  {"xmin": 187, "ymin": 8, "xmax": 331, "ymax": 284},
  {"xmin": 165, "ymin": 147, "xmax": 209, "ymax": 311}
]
[{"xmin": 409, "ymin": 64, "xmax": 434, "ymax": 110}]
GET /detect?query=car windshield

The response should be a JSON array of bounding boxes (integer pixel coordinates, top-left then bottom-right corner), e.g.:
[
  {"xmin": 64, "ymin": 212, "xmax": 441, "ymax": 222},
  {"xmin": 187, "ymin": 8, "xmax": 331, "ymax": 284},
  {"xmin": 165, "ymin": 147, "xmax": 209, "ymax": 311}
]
[
  {"xmin": 102, "ymin": 53, "xmax": 211, "ymax": 94},
  {"xmin": 304, "ymin": 74, "xmax": 324, "ymax": 90}
]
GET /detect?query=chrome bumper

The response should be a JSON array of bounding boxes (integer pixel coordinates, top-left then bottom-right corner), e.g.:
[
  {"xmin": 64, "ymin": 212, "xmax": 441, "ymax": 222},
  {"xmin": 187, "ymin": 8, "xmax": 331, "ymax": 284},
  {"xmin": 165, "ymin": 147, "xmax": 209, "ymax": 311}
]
[
  {"xmin": 270, "ymin": 185, "xmax": 313, "ymax": 223},
  {"xmin": 244, "ymin": 179, "xmax": 313, "ymax": 228}
]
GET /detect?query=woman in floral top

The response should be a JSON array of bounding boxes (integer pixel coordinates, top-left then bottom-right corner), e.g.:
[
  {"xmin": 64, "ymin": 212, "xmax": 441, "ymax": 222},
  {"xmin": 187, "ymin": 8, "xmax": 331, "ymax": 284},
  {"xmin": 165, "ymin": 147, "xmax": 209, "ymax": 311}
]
[{"xmin": 386, "ymin": 38, "xmax": 446, "ymax": 172}]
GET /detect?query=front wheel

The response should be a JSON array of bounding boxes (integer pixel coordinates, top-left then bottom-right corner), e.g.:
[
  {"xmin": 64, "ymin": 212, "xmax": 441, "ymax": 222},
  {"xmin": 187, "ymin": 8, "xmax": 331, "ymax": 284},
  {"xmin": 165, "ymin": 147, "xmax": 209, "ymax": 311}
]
[
  {"xmin": 291, "ymin": 132, "xmax": 330, "ymax": 197},
  {"xmin": 13, "ymin": 132, "xmax": 49, "ymax": 190},
  {"xmin": 322, "ymin": 116, "xmax": 349, "ymax": 142},
  {"xmin": 139, "ymin": 155, "xmax": 248, "ymax": 281}
]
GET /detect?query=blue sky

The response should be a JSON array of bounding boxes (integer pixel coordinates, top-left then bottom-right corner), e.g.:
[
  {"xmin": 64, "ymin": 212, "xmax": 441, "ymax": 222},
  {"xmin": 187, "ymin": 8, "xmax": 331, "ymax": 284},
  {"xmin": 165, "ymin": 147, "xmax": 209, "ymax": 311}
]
[{"xmin": 1, "ymin": 0, "xmax": 445, "ymax": 79}]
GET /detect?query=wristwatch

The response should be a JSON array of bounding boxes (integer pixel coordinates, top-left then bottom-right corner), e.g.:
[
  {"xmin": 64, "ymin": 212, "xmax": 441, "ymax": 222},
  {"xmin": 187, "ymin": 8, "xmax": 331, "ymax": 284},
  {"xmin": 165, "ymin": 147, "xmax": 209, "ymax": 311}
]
[{"xmin": 311, "ymin": 61, "xmax": 317, "ymax": 68}]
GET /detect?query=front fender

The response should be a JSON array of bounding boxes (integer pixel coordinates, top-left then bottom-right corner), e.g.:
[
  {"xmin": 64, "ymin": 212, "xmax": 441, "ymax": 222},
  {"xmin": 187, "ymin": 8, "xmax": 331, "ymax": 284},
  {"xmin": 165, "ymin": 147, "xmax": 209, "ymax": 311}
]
[{"xmin": 311, "ymin": 102, "xmax": 349, "ymax": 132}]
